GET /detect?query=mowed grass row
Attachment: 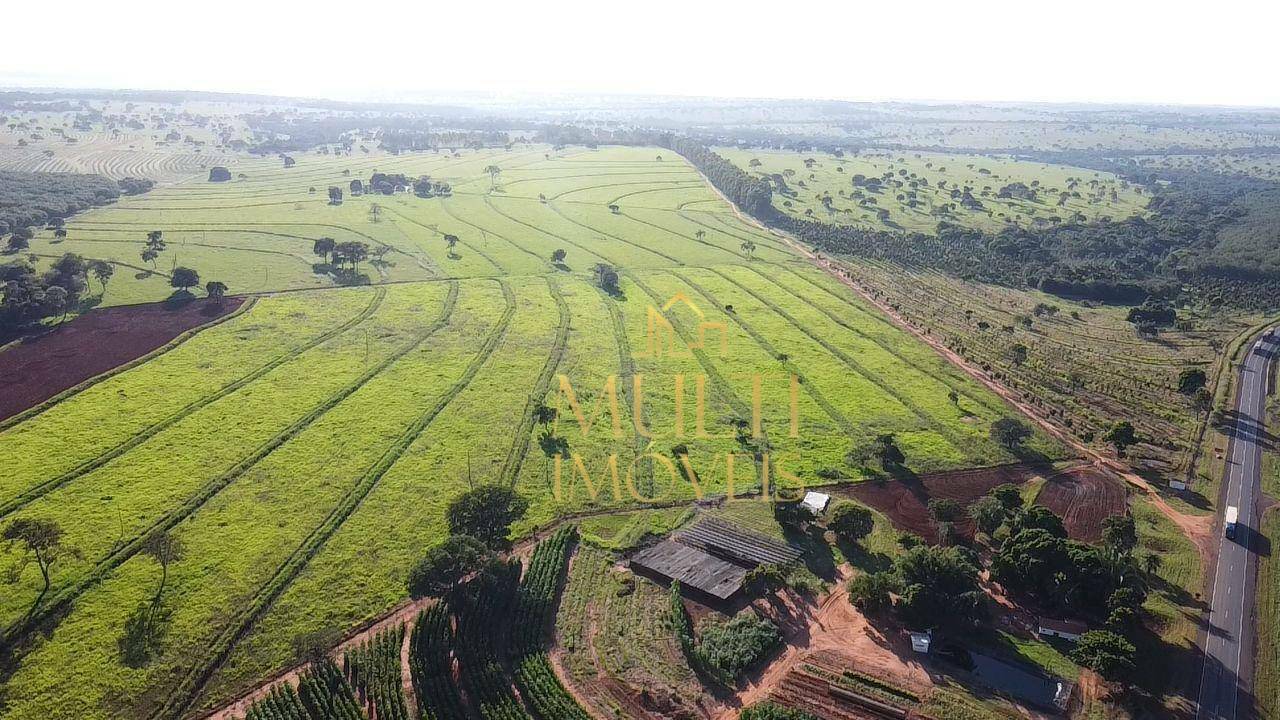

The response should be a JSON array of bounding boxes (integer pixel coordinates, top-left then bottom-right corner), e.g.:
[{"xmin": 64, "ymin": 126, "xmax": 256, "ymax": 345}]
[
  {"xmin": 677, "ymin": 266, "xmax": 973, "ymax": 469},
  {"xmin": 706, "ymin": 264, "xmax": 1059, "ymax": 462},
  {"xmin": 0, "ymin": 279, "xmax": 505, "ymax": 720},
  {"xmin": 0, "ymin": 284, "xmax": 451, "ymax": 630},
  {"xmin": 196, "ymin": 276, "xmax": 561, "ymax": 709}
]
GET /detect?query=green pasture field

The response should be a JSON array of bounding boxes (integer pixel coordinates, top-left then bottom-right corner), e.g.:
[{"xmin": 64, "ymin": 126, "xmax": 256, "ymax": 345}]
[
  {"xmin": 0, "ymin": 145, "xmax": 1062, "ymax": 719},
  {"xmin": 717, "ymin": 147, "xmax": 1148, "ymax": 235}
]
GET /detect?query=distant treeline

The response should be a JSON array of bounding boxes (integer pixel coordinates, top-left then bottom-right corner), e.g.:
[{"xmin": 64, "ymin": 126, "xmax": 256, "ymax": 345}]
[
  {"xmin": 245, "ymin": 115, "xmax": 525, "ymax": 155},
  {"xmin": 0, "ymin": 172, "xmax": 152, "ymax": 236},
  {"xmin": 655, "ymin": 134, "xmax": 1280, "ymax": 309}
]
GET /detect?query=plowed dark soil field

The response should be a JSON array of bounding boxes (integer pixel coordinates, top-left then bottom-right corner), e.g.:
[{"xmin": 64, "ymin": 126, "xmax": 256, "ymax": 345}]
[
  {"xmin": 1035, "ymin": 466, "xmax": 1128, "ymax": 542},
  {"xmin": 839, "ymin": 463, "xmax": 1053, "ymax": 543},
  {"xmin": 0, "ymin": 297, "xmax": 244, "ymax": 422}
]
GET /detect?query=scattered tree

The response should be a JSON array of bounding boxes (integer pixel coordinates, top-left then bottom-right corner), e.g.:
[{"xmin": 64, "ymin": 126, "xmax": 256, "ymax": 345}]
[
  {"xmin": 205, "ymin": 280, "xmax": 227, "ymax": 304},
  {"xmin": 406, "ymin": 534, "xmax": 492, "ymax": 598},
  {"xmin": 873, "ymin": 433, "xmax": 905, "ymax": 470},
  {"xmin": 90, "ymin": 259, "xmax": 114, "ymax": 295},
  {"xmin": 142, "ymin": 532, "xmax": 184, "ymax": 603},
  {"xmin": 1177, "ymin": 368, "xmax": 1207, "ymax": 395},
  {"xmin": 446, "ymin": 485, "xmax": 529, "ymax": 550},
  {"xmin": 1103, "ymin": 421, "xmax": 1138, "ymax": 454},
  {"xmin": 3, "ymin": 518, "xmax": 79, "ymax": 599},
  {"xmin": 170, "ymin": 267, "xmax": 200, "ymax": 293},
  {"xmin": 990, "ymin": 418, "xmax": 1033, "ymax": 450},
  {"xmin": 313, "ymin": 237, "xmax": 335, "ymax": 264},
  {"xmin": 483, "ymin": 164, "xmax": 501, "ymax": 191}
]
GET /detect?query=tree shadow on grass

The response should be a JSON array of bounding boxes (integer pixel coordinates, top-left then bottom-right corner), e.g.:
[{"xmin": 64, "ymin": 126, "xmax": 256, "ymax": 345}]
[
  {"xmin": 780, "ymin": 522, "xmax": 837, "ymax": 582},
  {"xmin": 835, "ymin": 536, "xmax": 894, "ymax": 574},
  {"xmin": 162, "ymin": 290, "xmax": 195, "ymax": 310}
]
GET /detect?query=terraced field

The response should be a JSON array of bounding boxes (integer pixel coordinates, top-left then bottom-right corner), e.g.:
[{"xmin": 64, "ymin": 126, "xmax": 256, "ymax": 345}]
[
  {"xmin": 718, "ymin": 147, "xmax": 1148, "ymax": 234},
  {"xmin": 0, "ymin": 145, "xmax": 1064, "ymax": 720},
  {"xmin": 0, "ymin": 105, "xmax": 248, "ymax": 182}
]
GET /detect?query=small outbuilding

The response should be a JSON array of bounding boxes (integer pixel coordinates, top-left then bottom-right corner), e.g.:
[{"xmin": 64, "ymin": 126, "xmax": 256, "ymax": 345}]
[
  {"xmin": 1037, "ymin": 617, "xmax": 1088, "ymax": 642},
  {"xmin": 909, "ymin": 629, "xmax": 933, "ymax": 654},
  {"xmin": 800, "ymin": 491, "xmax": 831, "ymax": 516}
]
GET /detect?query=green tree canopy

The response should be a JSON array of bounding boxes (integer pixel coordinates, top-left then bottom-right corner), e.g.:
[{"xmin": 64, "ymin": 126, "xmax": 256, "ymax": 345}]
[
  {"xmin": 170, "ymin": 266, "xmax": 200, "ymax": 291},
  {"xmin": 446, "ymin": 485, "xmax": 529, "ymax": 550},
  {"xmin": 406, "ymin": 534, "xmax": 492, "ymax": 599},
  {"xmin": 990, "ymin": 417, "xmax": 1033, "ymax": 450},
  {"xmin": 1072, "ymin": 630, "xmax": 1136, "ymax": 680},
  {"xmin": 968, "ymin": 494, "xmax": 1006, "ymax": 536},
  {"xmin": 828, "ymin": 502, "xmax": 874, "ymax": 543}
]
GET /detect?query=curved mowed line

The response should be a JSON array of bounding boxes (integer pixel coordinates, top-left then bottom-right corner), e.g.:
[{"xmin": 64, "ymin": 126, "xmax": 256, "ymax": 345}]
[
  {"xmin": 498, "ymin": 276, "xmax": 570, "ymax": 484},
  {"xmin": 480, "ymin": 195, "xmax": 614, "ymax": 269},
  {"xmin": 698, "ymin": 267, "xmax": 978, "ymax": 454},
  {"xmin": 0, "ymin": 290, "xmax": 385, "ymax": 520},
  {"xmin": 745, "ymin": 264, "xmax": 1009, "ymax": 417},
  {"xmin": 156, "ymin": 280, "xmax": 514, "ymax": 720},
  {"xmin": 545, "ymin": 201, "xmax": 682, "ymax": 265},
  {"xmin": 0, "ymin": 298, "xmax": 257, "ymax": 434},
  {"xmin": 1, "ymin": 284, "xmax": 459, "ymax": 649}
]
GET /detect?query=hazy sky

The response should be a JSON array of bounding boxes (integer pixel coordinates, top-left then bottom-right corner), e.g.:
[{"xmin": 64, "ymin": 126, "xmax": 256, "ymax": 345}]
[{"xmin": 5, "ymin": 0, "xmax": 1278, "ymax": 107}]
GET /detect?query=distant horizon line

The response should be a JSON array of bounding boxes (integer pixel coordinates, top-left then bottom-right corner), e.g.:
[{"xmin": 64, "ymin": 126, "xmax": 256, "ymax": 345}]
[{"xmin": 3, "ymin": 82, "xmax": 1279, "ymax": 113}]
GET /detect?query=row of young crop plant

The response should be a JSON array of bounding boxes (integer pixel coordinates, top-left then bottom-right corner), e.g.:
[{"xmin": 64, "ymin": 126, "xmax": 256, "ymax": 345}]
[
  {"xmin": 510, "ymin": 526, "xmax": 591, "ymax": 720},
  {"xmin": 453, "ymin": 561, "xmax": 531, "ymax": 720},
  {"xmin": 342, "ymin": 625, "xmax": 410, "ymax": 720},
  {"xmin": 408, "ymin": 603, "xmax": 468, "ymax": 720},
  {"xmin": 404, "ymin": 526, "xmax": 589, "ymax": 720},
  {"xmin": 243, "ymin": 660, "xmax": 364, "ymax": 720}
]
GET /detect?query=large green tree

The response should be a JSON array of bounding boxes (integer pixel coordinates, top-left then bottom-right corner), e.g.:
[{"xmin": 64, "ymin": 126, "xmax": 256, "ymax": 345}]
[
  {"xmin": 894, "ymin": 545, "xmax": 984, "ymax": 630},
  {"xmin": 406, "ymin": 535, "xmax": 492, "ymax": 598},
  {"xmin": 446, "ymin": 486, "xmax": 529, "ymax": 550}
]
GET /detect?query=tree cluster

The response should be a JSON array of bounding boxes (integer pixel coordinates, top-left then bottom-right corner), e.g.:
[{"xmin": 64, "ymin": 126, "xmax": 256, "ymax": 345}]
[{"xmin": 0, "ymin": 170, "xmax": 122, "ymax": 236}]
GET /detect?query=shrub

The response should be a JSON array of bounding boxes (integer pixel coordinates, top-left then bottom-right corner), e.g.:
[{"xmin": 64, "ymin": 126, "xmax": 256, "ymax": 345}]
[
  {"xmin": 695, "ymin": 610, "xmax": 781, "ymax": 680},
  {"xmin": 740, "ymin": 703, "xmax": 821, "ymax": 720}
]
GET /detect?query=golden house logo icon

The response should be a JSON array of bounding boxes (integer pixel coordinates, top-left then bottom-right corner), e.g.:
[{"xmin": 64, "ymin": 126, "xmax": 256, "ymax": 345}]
[{"xmin": 638, "ymin": 291, "xmax": 728, "ymax": 359}]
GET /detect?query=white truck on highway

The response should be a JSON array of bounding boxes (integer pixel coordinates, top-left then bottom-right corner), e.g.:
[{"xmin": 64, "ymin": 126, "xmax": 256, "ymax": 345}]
[{"xmin": 1225, "ymin": 505, "xmax": 1239, "ymax": 539}]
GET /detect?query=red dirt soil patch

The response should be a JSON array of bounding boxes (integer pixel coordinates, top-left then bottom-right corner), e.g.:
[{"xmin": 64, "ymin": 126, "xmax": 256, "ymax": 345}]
[
  {"xmin": 838, "ymin": 463, "xmax": 1056, "ymax": 544},
  {"xmin": 1036, "ymin": 466, "xmax": 1127, "ymax": 543},
  {"xmin": 0, "ymin": 297, "xmax": 245, "ymax": 423}
]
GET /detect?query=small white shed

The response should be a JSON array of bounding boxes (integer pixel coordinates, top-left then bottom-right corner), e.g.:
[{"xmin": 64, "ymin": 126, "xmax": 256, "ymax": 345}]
[{"xmin": 801, "ymin": 491, "xmax": 831, "ymax": 516}]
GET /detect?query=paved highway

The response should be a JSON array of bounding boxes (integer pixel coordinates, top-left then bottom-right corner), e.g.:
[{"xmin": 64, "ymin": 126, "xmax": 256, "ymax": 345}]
[{"xmin": 1197, "ymin": 329, "xmax": 1276, "ymax": 720}]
